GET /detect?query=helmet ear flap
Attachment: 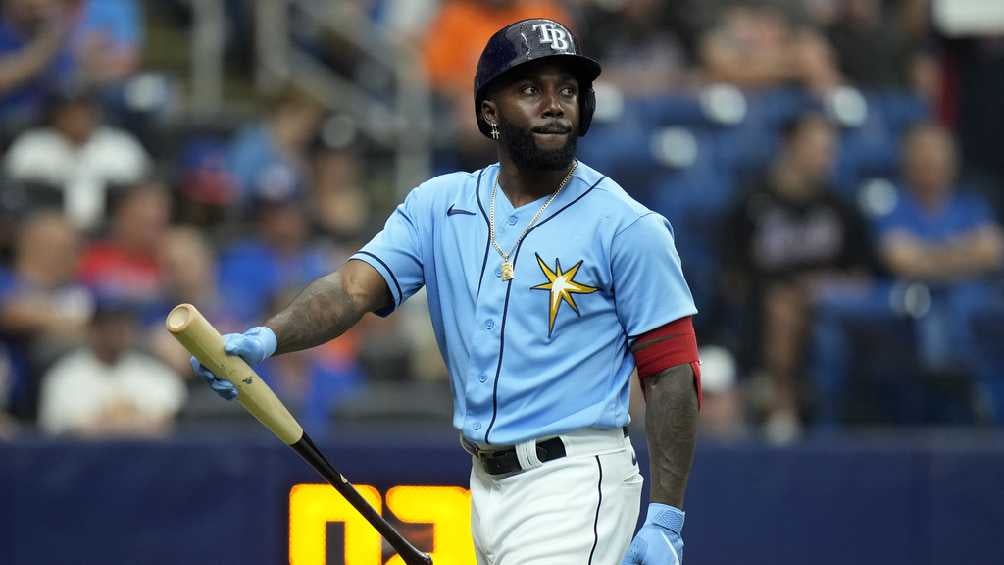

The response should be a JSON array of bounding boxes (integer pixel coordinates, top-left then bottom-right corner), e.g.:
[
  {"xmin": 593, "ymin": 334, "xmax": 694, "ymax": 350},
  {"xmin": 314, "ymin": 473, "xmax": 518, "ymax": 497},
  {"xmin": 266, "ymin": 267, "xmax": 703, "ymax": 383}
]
[{"xmin": 578, "ymin": 84, "xmax": 596, "ymax": 136}]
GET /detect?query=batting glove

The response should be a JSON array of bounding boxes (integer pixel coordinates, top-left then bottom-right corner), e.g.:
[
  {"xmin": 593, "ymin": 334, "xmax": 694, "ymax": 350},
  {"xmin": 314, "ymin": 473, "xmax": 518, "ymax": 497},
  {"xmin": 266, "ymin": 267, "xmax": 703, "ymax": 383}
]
[
  {"xmin": 622, "ymin": 503, "xmax": 685, "ymax": 565},
  {"xmin": 190, "ymin": 326, "xmax": 277, "ymax": 400}
]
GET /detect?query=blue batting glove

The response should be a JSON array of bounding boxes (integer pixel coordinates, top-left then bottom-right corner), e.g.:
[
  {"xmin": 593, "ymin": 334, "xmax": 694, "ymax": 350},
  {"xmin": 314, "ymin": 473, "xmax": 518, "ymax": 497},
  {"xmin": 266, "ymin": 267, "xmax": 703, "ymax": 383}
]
[
  {"xmin": 622, "ymin": 503, "xmax": 685, "ymax": 565},
  {"xmin": 190, "ymin": 326, "xmax": 277, "ymax": 401}
]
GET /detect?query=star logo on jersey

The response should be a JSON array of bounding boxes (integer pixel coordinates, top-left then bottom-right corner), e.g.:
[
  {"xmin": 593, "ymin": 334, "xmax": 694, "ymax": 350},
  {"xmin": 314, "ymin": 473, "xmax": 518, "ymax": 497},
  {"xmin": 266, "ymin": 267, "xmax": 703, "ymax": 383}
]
[{"xmin": 530, "ymin": 253, "xmax": 598, "ymax": 336}]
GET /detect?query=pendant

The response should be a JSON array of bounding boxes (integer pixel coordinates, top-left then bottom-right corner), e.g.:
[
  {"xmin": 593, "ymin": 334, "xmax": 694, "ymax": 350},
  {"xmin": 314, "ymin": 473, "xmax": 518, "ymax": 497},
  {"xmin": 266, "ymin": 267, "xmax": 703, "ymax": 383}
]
[{"xmin": 501, "ymin": 261, "xmax": 515, "ymax": 281}]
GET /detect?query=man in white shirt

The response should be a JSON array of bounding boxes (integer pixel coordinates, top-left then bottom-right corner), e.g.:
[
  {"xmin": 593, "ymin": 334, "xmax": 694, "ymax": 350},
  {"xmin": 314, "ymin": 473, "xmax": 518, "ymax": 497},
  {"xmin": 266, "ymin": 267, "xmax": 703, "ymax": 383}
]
[
  {"xmin": 38, "ymin": 297, "xmax": 184, "ymax": 437},
  {"xmin": 4, "ymin": 86, "xmax": 149, "ymax": 230}
]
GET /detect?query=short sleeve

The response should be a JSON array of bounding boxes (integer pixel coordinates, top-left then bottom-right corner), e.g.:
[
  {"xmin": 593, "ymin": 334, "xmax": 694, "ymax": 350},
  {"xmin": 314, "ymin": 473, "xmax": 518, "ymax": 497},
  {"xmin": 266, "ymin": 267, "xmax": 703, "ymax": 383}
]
[
  {"xmin": 350, "ymin": 187, "xmax": 428, "ymax": 316},
  {"xmin": 612, "ymin": 213, "xmax": 698, "ymax": 337}
]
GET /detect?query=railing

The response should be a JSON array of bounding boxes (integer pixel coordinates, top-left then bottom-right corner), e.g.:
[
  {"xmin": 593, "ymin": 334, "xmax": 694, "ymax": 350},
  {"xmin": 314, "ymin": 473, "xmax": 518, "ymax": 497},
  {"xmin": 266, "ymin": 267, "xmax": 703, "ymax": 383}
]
[{"xmin": 253, "ymin": 0, "xmax": 431, "ymax": 194}]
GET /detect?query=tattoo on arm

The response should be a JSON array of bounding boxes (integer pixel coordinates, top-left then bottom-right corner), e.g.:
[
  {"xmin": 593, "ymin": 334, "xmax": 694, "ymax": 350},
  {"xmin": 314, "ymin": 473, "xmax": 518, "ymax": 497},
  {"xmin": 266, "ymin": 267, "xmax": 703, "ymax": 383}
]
[
  {"xmin": 265, "ymin": 261, "xmax": 392, "ymax": 355},
  {"xmin": 642, "ymin": 364, "xmax": 699, "ymax": 508}
]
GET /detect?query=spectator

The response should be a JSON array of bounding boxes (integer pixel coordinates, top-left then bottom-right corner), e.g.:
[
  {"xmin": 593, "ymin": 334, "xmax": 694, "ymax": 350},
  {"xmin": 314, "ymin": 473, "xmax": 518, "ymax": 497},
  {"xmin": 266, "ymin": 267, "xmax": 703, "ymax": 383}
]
[
  {"xmin": 4, "ymin": 85, "xmax": 151, "ymax": 229},
  {"xmin": 227, "ymin": 84, "xmax": 326, "ymax": 206},
  {"xmin": 0, "ymin": 212, "xmax": 91, "ymax": 422},
  {"xmin": 878, "ymin": 124, "xmax": 1003, "ymax": 286},
  {"xmin": 811, "ymin": 124, "xmax": 1004, "ymax": 427},
  {"xmin": 37, "ymin": 295, "xmax": 185, "ymax": 437},
  {"xmin": 723, "ymin": 112, "xmax": 874, "ymax": 442},
  {"xmin": 69, "ymin": 0, "xmax": 141, "ymax": 85},
  {"xmin": 876, "ymin": 124, "xmax": 1003, "ymax": 374},
  {"xmin": 0, "ymin": 0, "xmax": 74, "ymax": 126},
  {"xmin": 217, "ymin": 193, "xmax": 333, "ymax": 325},
  {"xmin": 77, "ymin": 182, "xmax": 170, "ymax": 325}
]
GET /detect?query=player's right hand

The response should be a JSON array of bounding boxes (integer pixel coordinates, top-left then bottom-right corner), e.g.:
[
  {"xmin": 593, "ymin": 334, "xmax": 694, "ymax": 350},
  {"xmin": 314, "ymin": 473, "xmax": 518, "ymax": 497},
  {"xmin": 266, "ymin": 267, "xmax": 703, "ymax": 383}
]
[{"xmin": 190, "ymin": 326, "xmax": 278, "ymax": 400}]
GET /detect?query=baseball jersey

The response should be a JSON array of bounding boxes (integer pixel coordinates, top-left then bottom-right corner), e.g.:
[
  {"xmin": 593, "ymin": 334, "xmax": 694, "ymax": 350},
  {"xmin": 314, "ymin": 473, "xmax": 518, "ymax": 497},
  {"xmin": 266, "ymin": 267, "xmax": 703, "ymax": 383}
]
[{"xmin": 351, "ymin": 162, "xmax": 696, "ymax": 445}]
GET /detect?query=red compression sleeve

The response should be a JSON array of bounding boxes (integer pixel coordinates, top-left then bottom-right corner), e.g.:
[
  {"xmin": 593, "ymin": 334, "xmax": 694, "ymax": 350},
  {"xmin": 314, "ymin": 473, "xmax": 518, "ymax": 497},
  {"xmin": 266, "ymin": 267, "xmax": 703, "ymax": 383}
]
[{"xmin": 632, "ymin": 316, "xmax": 702, "ymax": 409}]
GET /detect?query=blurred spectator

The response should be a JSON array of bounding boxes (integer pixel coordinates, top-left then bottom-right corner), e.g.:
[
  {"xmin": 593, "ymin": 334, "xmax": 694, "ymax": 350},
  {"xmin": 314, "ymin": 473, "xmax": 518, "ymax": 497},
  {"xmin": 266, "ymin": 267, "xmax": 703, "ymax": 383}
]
[
  {"xmin": 69, "ymin": 0, "xmax": 140, "ymax": 85},
  {"xmin": 227, "ymin": 84, "xmax": 326, "ymax": 206},
  {"xmin": 310, "ymin": 146, "xmax": 370, "ymax": 243},
  {"xmin": 723, "ymin": 112, "xmax": 874, "ymax": 442},
  {"xmin": 878, "ymin": 124, "xmax": 1003, "ymax": 286},
  {"xmin": 697, "ymin": 345, "xmax": 747, "ymax": 441},
  {"xmin": 811, "ymin": 124, "xmax": 1004, "ymax": 428},
  {"xmin": 217, "ymin": 194, "xmax": 333, "ymax": 325},
  {"xmin": 876, "ymin": 123, "xmax": 1003, "ymax": 376},
  {"xmin": 581, "ymin": 0, "xmax": 688, "ymax": 95},
  {"xmin": 37, "ymin": 295, "xmax": 185, "ymax": 437},
  {"xmin": 77, "ymin": 181, "xmax": 170, "ymax": 325},
  {"xmin": 4, "ymin": 85, "xmax": 150, "ymax": 229},
  {"xmin": 0, "ymin": 212, "xmax": 91, "ymax": 422},
  {"xmin": 0, "ymin": 0, "xmax": 74, "ymax": 126}
]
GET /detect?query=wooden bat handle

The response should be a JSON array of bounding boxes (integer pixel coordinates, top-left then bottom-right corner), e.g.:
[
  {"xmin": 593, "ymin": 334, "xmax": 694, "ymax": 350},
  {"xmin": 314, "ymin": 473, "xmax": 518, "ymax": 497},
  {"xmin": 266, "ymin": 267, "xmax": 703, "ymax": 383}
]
[{"xmin": 165, "ymin": 303, "xmax": 303, "ymax": 445}]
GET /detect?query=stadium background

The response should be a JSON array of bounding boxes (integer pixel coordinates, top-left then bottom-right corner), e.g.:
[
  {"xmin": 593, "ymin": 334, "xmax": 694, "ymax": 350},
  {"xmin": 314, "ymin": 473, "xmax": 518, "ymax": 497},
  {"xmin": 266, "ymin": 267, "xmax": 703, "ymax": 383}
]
[{"xmin": 1, "ymin": 1, "xmax": 1003, "ymax": 563}]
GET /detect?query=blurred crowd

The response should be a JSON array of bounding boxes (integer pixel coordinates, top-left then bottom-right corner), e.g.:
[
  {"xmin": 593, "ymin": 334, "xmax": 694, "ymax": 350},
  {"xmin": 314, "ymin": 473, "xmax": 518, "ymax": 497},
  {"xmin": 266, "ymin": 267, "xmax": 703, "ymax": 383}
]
[{"xmin": 0, "ymin": 0, "xmax": 1002, "ymax": 444}]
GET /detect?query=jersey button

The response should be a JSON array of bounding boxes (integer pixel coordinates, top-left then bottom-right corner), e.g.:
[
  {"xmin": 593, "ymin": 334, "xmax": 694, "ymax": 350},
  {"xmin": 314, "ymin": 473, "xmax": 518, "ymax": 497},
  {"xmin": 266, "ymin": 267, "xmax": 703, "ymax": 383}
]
[
  {"xmin": 473, "ymin": 422, "xmax": 481, "ymax": 430},
  {"xmin": 495, "ymin": 267, "xmax": 502, "ymax": 278},
  {"xmin": 484, "ymin": 319, "xmax": 495, "ymax": 330},
  {"xmin": 479, "ymin": 374, "xmax": 487, "ymax": 383},
  {"xmin": 507, "ymin": 215, "xmax": 518, "ymax": 226}
]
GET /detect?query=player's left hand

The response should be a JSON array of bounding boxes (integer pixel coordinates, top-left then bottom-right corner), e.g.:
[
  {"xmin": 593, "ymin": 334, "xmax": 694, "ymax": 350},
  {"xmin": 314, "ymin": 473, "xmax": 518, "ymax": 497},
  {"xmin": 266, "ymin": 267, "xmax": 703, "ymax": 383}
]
[{"xmin": 621, "ymin": 503, "xmax": 685, "ymax": 564}]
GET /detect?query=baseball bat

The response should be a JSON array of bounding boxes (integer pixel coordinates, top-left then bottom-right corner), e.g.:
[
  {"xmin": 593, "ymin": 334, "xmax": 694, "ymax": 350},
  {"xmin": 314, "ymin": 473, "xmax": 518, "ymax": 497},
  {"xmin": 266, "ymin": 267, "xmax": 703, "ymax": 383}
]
[{"xmin": 166, "ymin": 303, "xmax": 432, "ymax": 565}]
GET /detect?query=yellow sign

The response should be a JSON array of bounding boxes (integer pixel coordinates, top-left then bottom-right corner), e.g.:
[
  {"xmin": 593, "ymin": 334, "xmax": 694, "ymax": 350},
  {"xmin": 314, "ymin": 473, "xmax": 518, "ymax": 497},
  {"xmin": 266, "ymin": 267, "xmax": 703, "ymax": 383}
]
[{"xmin": 289, "ymin": 484, "xmax": 476, "ymax": 565}]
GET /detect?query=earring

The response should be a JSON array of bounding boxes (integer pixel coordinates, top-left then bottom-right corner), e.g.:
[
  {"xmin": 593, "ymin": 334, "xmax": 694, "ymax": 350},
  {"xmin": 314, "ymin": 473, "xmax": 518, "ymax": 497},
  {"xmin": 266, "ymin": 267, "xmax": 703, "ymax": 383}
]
[{"xmin": 489, "ymin": 122, "xmax": 500, "ymax": 140}]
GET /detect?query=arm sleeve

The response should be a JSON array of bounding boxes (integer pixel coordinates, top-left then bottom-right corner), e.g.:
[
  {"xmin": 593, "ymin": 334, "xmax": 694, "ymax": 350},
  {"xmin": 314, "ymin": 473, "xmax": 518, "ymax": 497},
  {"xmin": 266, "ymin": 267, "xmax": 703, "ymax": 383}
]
[
  {"xmin": 612, "ymin": 213, "xmax": 698, "ymax": 337},
  {"xmin": 349, "ymin": 187, "xmax": 428, "ymax": 316}
]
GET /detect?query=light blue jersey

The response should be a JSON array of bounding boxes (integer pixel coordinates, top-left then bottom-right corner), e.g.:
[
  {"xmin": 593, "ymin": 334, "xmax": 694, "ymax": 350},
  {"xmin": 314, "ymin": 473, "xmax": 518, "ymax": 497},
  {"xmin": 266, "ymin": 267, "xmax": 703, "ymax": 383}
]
[{"xmin": 351, "ymin": 162, "xmax": 696, "ymax": 445}]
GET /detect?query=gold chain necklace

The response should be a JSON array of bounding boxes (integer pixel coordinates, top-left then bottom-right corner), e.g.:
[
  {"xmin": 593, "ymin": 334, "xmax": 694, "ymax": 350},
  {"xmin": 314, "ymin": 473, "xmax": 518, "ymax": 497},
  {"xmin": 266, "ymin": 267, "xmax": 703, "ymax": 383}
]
[{"xmin": 489, "ymin": 161, "xmax": 577, "ymax": 281}]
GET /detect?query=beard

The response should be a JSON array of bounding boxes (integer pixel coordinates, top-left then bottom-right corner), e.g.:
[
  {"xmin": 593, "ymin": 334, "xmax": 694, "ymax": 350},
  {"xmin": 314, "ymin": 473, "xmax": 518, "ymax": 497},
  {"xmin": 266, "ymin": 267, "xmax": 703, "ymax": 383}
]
[{"xmin": 497, "ymin": 115, "xmax": 577, "ymax": 171}]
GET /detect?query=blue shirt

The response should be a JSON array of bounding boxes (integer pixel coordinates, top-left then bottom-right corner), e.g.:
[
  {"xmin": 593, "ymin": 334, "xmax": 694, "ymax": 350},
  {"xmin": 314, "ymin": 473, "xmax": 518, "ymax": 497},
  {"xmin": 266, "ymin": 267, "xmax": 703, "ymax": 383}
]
[
  {"xmin": 351, "ymin": 162, "xmax": 696, "ymax": 445},
  {"xmin": 876, "ymin": 187, "xmax": 995, "ymax": 243}
]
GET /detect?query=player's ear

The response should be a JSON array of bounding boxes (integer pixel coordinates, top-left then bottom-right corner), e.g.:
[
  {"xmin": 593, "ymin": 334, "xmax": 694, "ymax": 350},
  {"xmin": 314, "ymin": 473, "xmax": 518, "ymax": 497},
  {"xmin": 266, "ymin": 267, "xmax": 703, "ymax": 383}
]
[{"xmin": 481, "ymin": 99, "xmax": 498, "ymax": 128}]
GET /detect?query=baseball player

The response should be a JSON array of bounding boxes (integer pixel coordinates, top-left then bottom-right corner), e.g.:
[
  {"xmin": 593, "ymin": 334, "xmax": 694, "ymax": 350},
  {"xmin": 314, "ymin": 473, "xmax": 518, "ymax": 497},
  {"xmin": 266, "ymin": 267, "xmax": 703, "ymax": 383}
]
[{"xmin": 193, "ymin": 19, "xmax": 700, "ymax": 565}]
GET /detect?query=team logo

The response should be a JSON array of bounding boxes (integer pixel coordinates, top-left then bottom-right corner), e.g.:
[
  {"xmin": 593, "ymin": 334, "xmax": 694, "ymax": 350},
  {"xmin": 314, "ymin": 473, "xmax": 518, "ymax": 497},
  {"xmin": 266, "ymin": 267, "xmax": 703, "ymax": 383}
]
[
  {"xmin": 532, "ymin": 23, "xmax": 571, "ymax": 52},
  {"xmin": 530, "ymin": 253, "xmax": 597, "ymax": 337}
]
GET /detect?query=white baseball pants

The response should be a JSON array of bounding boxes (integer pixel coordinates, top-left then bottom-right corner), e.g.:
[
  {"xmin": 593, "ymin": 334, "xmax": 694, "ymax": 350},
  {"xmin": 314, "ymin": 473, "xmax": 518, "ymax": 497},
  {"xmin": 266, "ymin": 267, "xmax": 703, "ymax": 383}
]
[{"xmin": 469, "ymin": 428, "xmax": 643, "ymax": 565}]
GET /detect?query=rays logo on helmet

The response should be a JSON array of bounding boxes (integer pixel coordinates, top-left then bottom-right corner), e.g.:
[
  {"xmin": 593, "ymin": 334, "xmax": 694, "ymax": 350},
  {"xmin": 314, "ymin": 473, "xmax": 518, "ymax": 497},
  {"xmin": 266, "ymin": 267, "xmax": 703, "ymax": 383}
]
[{"xmin": 533, "ymin": 23, "xmax": 571, "ymax": 51}]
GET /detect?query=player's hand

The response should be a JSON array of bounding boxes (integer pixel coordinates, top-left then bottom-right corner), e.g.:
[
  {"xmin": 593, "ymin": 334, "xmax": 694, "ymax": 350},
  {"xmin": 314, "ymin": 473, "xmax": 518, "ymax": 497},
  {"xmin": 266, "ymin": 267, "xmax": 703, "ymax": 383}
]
[
  {"xmin": 622, "ymin": 503, "xmax": 685, "ymax": 564},
  {"xmin": 190, "ymin": 327, "xmax": 277, "ymax": 400}
]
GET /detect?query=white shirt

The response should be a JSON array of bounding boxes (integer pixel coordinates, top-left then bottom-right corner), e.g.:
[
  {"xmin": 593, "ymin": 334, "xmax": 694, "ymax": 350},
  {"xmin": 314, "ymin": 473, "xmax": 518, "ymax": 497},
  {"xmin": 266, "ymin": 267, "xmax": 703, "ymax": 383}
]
[
  {"xmin": 4, "ymin": 126, "xmax": 150, "ymax": 229},
  {"xmin": 38, "ymin": 348, "xmax": 186, "ymax": 435}
]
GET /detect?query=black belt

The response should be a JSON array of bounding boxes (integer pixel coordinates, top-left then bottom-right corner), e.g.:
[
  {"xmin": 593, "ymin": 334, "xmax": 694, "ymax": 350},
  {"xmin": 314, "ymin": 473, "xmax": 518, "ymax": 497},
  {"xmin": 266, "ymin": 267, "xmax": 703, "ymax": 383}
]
[{"xmin": 465, "ymin": 436, "xmax": 567, "ymax": 476}]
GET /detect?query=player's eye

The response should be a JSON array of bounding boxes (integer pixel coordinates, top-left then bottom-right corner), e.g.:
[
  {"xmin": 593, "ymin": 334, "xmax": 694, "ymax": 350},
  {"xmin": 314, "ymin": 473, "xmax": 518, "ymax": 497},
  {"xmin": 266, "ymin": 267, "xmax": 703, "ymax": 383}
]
[
  {"xmin": 561, "ymin": 86, "xmax": 577, "ymax": 97},
  {"xmin": 520, "ymin": 84, "xmax": 537, "ymax": 96}
]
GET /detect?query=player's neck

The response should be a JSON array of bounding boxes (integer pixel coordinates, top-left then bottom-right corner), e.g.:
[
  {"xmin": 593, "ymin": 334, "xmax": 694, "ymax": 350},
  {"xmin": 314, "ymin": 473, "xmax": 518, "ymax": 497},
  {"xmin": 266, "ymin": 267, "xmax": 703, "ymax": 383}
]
[{"xmin": 497, "ymin": 159, "xmax": 575, "ymax": 208}]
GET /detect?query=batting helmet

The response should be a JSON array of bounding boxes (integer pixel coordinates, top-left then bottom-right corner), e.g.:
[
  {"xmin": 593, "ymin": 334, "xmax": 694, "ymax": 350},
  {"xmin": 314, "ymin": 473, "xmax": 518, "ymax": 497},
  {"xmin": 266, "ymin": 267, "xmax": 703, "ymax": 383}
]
[{"xmin": 474, "ymin": 19, "xmax": 602, "ymax": 138}]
